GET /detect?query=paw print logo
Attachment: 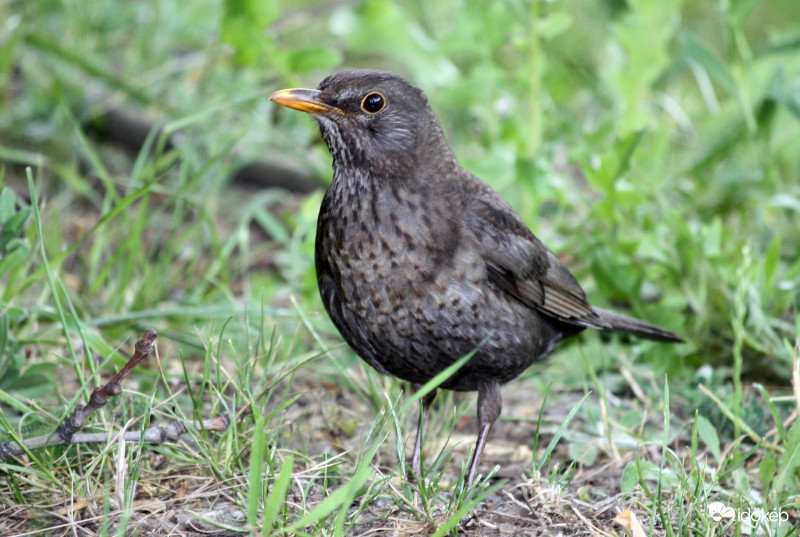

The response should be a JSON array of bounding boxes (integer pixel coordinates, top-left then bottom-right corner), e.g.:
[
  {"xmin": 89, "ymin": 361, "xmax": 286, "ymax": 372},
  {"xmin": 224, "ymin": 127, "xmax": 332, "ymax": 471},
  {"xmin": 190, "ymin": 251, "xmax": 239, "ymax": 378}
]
[{"xmin": 708, "ymin": 501, "xmax": 735, "ymax": 522}]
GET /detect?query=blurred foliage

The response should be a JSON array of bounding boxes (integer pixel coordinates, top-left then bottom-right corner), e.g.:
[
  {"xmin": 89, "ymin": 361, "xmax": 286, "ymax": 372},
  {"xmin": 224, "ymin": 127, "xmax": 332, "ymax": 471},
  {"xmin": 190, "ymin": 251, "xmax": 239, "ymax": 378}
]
[{"xmin": 0, "ymin": 0, "xmax": 798, "ymax": 392}]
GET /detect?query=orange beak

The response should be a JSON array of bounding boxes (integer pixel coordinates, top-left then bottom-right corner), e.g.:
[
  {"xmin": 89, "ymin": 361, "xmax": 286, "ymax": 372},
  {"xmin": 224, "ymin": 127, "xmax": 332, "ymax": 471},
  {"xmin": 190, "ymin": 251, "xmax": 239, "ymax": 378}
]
[{"xmin": 268, "ymin": 88, "xmax": 342, "ymax": 116}]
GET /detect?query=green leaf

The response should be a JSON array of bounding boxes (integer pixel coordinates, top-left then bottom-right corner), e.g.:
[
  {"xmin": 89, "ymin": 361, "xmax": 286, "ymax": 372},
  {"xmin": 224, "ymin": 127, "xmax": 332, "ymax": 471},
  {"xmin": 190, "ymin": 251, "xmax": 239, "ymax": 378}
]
[
  {"xmin": 221, "ymin": 0, "xmax": 279, "ymax": 66},
  {"xmin": 696, "ymin": 414, "xmax": 721, "ymax": 462},
  {"xmin": 537, "ymin": 11, "xmax": 573, "ymax": 41},
  {"xmin": 621, "ymin": 461, "xmax": 639, "ymax": 492},
  {"xmin": 0, "ymin": 241, "xmax": 31, "ymax": 277},
  {"xmin": 0, "ymin": 188, "xmax": 15, "ymax": 224},
  {"xmin": 534, "ymin": 393, "xmax": 589, "ymax": 474},
  {"xmin": 762, "ymin": 233, "xmax": 781, "ymax": 287},
  {"xmin": 678, "ymin": 30, "xmax": 736, "ymax": 95},
  {"xmin": 729, "ymin": 0, "xmax": 762, "ymax": 27},
  {"xmin": 224, "ymin": 0, "xmax": 276, "ymax": 27},
  {"xmin": 247, "ymin": 413, "xmax": 267, "ymax": 528},
  {"xmin": 773, "ymin": 420, "xmax": 800, "ymax": 494},
  {"xmin": 759, "ymin": 452, "xmax": 777, "ymax": 492},
  {"xmin": 768, "ymin": 68, "xmax": 800, "ymax": 119},
  {"xmin": 262, "ymin": 455, "xmax": 293, "ymax": 533}
]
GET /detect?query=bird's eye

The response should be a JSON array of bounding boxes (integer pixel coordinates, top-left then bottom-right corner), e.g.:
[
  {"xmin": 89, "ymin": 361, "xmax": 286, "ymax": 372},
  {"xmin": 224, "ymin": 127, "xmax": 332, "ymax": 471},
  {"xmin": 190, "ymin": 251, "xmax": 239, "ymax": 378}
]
[{"xmin": 361, "ymin": 92, "xmax": 386, "ymax": 114}]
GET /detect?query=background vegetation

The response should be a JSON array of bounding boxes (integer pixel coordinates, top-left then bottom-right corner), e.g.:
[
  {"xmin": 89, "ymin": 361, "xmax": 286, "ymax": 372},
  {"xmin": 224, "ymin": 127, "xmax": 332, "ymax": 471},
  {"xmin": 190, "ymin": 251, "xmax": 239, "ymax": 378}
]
[{"xmin": 0, "ymin": 0, "xmax": 798, "ymax": 535}]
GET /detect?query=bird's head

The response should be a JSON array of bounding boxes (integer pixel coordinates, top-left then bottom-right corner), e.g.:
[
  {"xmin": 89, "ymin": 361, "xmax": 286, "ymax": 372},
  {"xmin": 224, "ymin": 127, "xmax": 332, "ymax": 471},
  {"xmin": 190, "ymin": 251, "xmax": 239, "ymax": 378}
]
[{"xmin": 270, "ymin": 70, "xmax": 451, "ymax": 178}]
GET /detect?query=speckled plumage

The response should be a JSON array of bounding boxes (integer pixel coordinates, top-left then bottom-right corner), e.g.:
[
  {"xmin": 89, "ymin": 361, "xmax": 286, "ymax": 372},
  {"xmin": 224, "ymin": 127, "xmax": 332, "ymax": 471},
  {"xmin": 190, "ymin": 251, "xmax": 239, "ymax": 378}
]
[{"xmin": 270, "ymin": 70, "xmax": 682, "ymax": 487}]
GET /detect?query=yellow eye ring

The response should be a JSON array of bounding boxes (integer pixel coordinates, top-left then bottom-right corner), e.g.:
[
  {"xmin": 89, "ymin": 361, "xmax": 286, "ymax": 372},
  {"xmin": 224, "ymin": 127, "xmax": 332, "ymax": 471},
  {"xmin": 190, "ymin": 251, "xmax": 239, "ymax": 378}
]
[{"xmin": 361, "ymin": 92, "xmax": 386, "ymax": 114}]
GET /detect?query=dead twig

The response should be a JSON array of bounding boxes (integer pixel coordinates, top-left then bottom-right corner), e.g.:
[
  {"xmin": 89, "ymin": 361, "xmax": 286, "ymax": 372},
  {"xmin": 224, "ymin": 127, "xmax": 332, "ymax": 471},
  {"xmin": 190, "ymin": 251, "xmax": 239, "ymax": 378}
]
[
  {"xmin": 57, "ymin": 329, "xmax": 158, "ymax": 443},
  {"xmin": 0, "ymin": 329, "xmax": 229, "ymax": 461}
]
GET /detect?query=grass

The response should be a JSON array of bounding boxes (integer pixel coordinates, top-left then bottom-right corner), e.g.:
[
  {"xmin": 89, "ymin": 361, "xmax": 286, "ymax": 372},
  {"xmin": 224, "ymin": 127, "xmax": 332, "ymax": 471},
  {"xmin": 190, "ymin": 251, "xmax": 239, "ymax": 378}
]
[{"xmin": 1, "ymin": 0, "xmax": 800, "ymax": 535}]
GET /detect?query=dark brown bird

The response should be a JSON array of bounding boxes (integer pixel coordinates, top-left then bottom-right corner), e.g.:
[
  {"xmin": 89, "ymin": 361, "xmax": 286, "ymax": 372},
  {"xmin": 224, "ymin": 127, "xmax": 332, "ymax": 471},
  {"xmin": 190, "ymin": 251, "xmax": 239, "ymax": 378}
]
[{"xmin": 270, "ymin": 70, "xmax": 682, "ymax": 488}]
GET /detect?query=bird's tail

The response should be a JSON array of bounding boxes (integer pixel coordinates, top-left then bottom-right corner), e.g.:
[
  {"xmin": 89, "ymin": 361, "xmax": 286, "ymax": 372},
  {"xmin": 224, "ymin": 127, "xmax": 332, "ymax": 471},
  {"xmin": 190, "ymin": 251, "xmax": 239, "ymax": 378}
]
[{"xmin": 593, "ymin": 307, "xmax": 684, "ymax": 343}]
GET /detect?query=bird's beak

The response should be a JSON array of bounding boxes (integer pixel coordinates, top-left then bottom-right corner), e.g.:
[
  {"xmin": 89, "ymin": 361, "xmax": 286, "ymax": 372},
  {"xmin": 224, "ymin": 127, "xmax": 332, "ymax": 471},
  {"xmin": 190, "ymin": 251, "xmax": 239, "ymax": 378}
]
[{"xmin": 268, "ymin": 88, "xmax": 342, "ymax": 116}]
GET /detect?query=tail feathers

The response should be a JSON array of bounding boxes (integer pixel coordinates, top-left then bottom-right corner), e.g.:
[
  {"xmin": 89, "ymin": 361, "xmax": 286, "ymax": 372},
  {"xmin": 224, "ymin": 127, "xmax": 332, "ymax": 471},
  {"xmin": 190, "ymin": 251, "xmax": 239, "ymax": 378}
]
[{"xmin": 592, "ymin": 307, "xmax": 684, "ymax": 343}]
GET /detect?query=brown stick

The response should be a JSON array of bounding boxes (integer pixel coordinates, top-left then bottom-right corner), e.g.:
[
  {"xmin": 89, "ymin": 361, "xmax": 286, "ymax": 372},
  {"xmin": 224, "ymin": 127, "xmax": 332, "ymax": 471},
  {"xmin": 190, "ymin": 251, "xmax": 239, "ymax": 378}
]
[
  {"xmin": 0, "ymin": 415, "xmax": 230, "ymax": 460},
  {"xmin": 56, "ymin": 329, "xmax": 158, "ymax": 443},
  {"xmin": 0, "ymin": 330, "xmax": 229, "ymax": 461}
]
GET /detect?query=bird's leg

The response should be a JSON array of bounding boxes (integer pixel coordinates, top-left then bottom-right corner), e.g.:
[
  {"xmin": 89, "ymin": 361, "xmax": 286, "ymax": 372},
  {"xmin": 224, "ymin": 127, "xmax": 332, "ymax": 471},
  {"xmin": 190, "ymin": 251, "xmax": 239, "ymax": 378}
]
[
  {"xmin": 466, "ymin": 379, "xmax": 501, "ymax": 488},
  {"xmin": 410, "ymin": 387, "xmax": 437, "ymax": 481}
]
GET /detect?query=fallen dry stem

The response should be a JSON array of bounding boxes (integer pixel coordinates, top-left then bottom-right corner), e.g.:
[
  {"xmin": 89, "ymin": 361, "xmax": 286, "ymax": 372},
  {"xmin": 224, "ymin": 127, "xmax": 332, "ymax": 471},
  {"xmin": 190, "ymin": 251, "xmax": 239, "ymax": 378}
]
[{"xmin": 0, "ymin": 330, "xmax": 230, "ymax": 461}]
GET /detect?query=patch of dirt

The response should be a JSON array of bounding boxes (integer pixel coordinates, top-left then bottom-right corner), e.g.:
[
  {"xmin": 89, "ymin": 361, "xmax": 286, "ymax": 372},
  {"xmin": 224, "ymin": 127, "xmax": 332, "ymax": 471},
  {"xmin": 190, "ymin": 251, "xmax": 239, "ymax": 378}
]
[
  {"xmin": 0, "ymin": 357, "xmax": 691, "ymax": 537},
  {"xmin": 265, "ymin": 368, "xmax": 666, "ymax": 536}
]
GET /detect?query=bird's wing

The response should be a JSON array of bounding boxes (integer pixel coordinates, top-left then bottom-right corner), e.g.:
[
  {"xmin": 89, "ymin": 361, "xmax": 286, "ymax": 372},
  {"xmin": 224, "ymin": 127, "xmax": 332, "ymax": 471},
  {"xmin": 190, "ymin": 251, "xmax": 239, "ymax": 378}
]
[{"xmin": 464, "ymin": 176, "xmax": 604, "ymax": 328}]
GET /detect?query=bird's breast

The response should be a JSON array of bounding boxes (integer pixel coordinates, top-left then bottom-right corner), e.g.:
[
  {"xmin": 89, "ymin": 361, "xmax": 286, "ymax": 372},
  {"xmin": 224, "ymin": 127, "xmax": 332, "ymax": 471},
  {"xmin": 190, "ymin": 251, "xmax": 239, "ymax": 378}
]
[{"xmin": 320, "ymin": 183, "xmax": 458, "ymax": 298}]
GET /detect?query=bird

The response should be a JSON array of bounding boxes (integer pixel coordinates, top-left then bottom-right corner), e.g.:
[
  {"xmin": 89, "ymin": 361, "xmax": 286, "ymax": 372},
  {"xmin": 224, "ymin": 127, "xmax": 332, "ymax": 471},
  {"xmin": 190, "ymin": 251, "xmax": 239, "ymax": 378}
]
[{"xmin": 269, "ymin": 70, "xmax": 683, "ymax": 488}]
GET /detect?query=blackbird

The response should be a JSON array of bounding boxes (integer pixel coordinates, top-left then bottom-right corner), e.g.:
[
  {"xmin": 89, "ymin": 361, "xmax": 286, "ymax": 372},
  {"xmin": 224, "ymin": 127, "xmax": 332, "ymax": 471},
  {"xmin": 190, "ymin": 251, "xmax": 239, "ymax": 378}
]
[{"xmin": 269, "ymin": 70, "xmax": 683, "ymax": 487}]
